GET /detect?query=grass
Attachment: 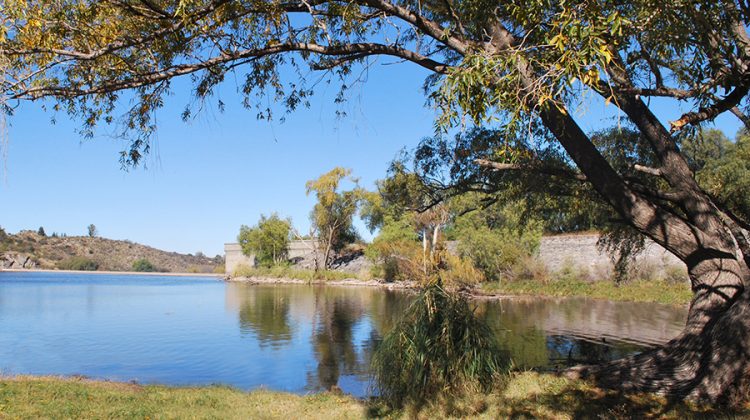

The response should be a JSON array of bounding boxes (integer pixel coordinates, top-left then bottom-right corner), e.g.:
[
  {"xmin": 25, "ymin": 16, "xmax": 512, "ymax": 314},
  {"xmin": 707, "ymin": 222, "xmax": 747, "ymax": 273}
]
[
  {"xmin": 0, "ymin": 376, "xmax": 362, "ymax": 419},
  {"xmin": 232, "ymin": 264, "xmax": 356, "ymax": 282},
  {"xmin": 1, "ymin": 374, "xmax": 743, "ymax": 419},
  {"xmin": 481, "ymin": 278, "xmax": 693, "ymax": 305}
]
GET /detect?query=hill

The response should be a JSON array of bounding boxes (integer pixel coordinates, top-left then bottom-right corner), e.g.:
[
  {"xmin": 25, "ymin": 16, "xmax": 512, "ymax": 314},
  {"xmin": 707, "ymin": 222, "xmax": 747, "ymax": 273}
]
[{"xmin": 0, "ymin": 230, "xmax": 222, "ymax": 273}]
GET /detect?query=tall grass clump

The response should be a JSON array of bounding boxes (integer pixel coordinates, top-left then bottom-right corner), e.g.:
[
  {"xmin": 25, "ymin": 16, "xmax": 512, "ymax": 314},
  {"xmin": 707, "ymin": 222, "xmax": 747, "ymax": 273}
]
[{"xmin": 371, "ymin": 284, "xmax": 507, "ymax": 408}]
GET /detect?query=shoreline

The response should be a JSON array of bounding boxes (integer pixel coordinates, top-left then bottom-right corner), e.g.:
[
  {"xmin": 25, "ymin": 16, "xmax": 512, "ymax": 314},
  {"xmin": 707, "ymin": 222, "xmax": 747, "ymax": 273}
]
[
  {"xmin": 228, "ymin": 275, "xmax": 419, "ymax": 290},
  {"xmin": 0, "ymin": 268, "xmax": 223, "ymax": 278},
  {"xmin": 226, "ymin": 275, "xmax": 690, "ymax": 305}
]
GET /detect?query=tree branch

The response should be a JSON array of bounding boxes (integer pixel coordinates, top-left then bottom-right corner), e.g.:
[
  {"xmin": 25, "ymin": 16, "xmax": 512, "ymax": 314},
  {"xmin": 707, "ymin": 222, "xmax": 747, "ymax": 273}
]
[
  {"xmin": 474, "ymin": 158, "xmax": 587, "ymax": 181},
  {"xmin": 669, "ymin": 85, "xmax": 750, "ymax": 132},
  {"xmin": 8, "ymin": 42, "xmax": 450, "ymax": 100}
]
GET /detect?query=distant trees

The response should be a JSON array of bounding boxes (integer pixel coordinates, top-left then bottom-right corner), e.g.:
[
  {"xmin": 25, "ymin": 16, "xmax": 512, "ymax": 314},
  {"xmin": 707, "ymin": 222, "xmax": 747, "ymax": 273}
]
[
  {"xmin": 306, "ymin": 168, "xmax": 364, "ymax": 269},
  {"xmin": 37, "ymin": 227, "xmax": 46, "ymax": 237},
  {"xmin": 132, "ymin": 258, "xmax": 157, "ymax": 272},
  {"xmin": 87, "ymin": 224, "xmax": 98, "ymax": 238},
  {"xmin": 237, "ymin": 213, "xmax": 292, "ymax": 267}
]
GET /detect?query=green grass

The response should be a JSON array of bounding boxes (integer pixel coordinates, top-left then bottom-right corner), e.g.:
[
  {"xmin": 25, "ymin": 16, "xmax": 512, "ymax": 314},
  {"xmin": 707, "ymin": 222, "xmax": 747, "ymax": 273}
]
[
  {"xmin": 481, "ymin": 278, "xmax": 693, "ymax": 305},
  {"xmin": 1, "ymin": 374, "xmax": 741, "ymax": 419},
  {"xmin": 232, "ymin": 264, "xmax": 356, "ymax": 282},
  {"xmin": 0, "ymin": 376, "xmax": 362, "ymax": 419}
]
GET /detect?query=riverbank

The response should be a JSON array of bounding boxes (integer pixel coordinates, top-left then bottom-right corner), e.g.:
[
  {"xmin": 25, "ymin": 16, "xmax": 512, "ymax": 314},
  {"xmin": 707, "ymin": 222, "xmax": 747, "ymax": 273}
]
[
  {"xmin": 0, "ymin": 268, "xmax": 223, "ymax": 278},
  {"xmin": 226, "ymin": 272, "xmax": 692, "ymax": 305},
  {"xmin": 478, "ymin": 279, "xmax": 693, "ymax": 306},
  {"xmin": 0, "ymin": 373, "xmax": 733, "ymax": 419}
]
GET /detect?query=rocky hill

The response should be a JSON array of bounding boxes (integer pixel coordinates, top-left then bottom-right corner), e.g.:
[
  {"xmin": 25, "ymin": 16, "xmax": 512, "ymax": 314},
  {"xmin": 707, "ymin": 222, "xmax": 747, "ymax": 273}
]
[{"xmin": 0, "ymin": 230, "xmax": 222, "ymax": 273}]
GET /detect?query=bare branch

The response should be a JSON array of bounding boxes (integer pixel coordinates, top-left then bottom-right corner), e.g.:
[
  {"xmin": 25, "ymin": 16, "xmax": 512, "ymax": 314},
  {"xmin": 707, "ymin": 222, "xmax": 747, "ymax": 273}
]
[
  {"xmin": 632, "ymin": 164, "xmax": 663, "ymax": 177},
  {"xmin": 474, "ymin": 158, "xmax": 587, "ymax": 181}
]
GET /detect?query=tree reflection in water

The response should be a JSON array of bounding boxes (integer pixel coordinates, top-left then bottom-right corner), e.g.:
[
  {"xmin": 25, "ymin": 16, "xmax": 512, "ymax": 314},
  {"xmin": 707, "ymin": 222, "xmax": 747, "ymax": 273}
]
[
  {"xmin": 226, "ymin": 284, "xmax": 685, "ymax": 395},
  {"xmin": 236, "ymin": 286, "xmax": 294, "ymax": 349}
]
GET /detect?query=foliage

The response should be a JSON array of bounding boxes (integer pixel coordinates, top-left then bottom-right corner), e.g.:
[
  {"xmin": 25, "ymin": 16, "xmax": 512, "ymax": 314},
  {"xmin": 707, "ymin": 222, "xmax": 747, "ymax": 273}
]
[
  {"xmin": 57, "ymin": 256, "xmax": 99, "ymax": 271},
  {"xmin": 37, "ymin": 227, "xmax": 46, "ymax": 237},
  {"xmin": 365, "ymin": 215, "xmax": 422, "ymax": 282},
  {"xmin": 450, "ymin": 198, "xmax": 542, "ymax": 282},
  {"xmin": 371, "ymin": 285, "xmax": 507, "ymax": 408},
  {"xmin": 306, "ymin": 168, "xmax": 364, "ymax": 269},
  {"xmin": 683, "ymin": 129, "xmax": 750, "ymax": 222},
  {"xmin": 0, "ymin": 226, "xmax": 7, "ymax": 243},
  {"xmin": 237, "ymin": 213, "xmax": 292, "ymax": 267},
  {"xmin": 132, "ymin": 258, "xmax": 157, "ymax": 272},
  {"xmin": 87, "ymin": 224, "xmax": 98, "ymax": 238}
]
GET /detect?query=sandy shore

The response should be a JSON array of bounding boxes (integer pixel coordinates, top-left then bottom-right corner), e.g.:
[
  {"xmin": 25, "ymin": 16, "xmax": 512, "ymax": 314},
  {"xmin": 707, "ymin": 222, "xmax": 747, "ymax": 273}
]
[{"xmin": 0, "ymin": 268, "xmax": 223, "ymax": 278}]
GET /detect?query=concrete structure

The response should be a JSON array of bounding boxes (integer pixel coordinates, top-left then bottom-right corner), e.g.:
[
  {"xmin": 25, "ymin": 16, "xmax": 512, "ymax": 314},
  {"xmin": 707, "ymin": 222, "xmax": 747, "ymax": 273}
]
[
  {"xmin": 224, "ymin": 240, "xmax": 320, "ymax": 274},
  {"xmin": 224, "ymin": 243, "xmax": 255, "ymax": 274}
]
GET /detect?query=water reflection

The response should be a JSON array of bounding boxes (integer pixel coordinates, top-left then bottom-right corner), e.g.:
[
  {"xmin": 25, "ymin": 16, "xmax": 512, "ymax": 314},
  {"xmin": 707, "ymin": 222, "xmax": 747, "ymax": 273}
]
[
  {"xmin": 476, "ymin": 297, "xmax": 687, "ymax": 369},
  {"xmin": 226, "ymin": 285, "xmax": 687, "ymax": 392},
  {"xmin": 0, "ymin": 273, "xmax": 688, "ymax": 397},
  {"xmin": 234, "ymin": 286, "xmax": 293, "ymax": 349}
]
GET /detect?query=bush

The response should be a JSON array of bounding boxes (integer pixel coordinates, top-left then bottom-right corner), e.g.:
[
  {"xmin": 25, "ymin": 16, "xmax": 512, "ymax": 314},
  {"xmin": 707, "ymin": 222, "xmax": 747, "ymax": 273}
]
[
  {"xmin": 132, "ymin": 258, "xmax": 157, "ymax": 272},
  {"xmin": 366, "ymin": 239, "xmax": 425, "ymax": 282},
  {"xmin": 371, "ymin": 285, "xmax": 507, "ymax": 408},
  {"xmin": 57, "ymin": 256, "xmax": 99, "ymax": 271},
  {"xmin": 456, "ymin": 225, "xmax": 540, "ymax": 282}
]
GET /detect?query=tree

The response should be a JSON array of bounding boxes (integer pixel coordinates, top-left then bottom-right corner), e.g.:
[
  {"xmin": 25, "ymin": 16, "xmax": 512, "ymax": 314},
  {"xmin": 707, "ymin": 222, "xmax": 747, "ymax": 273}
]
[
  {"xmin": 306, "ymin": 168, "xmax": 363, "ymax": 270},
  {"xmin": 87, "ymin": 224, "xmax": 98, "ymax": 238},
  {"xmin": 237, "ymin": 213, "xmax": 292, "ymax": 267},
  {"xmin": 36, "ymin": 226, "xmax": 46, "ymax": 237},
  {"xmin": 4, "ymin": 0, "xmax": 750, "ymax": 401}
]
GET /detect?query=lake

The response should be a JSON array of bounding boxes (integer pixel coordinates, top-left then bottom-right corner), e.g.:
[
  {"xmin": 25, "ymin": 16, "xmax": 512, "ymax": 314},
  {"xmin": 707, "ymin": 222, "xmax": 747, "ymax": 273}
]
[{"xmin": 0, "ymin": 271, "xmax": 687, "ymax": 397}]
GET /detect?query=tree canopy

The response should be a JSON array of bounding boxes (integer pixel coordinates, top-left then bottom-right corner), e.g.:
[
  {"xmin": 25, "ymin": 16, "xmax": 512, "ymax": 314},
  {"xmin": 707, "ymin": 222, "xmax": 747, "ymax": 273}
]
[
  {"xmin": 306, "ymin": 167, "xmax": 363, "ymax": 269},
  {"xmin": 237, "ymin": 213, "xmax": 292, "ymax": 266}
]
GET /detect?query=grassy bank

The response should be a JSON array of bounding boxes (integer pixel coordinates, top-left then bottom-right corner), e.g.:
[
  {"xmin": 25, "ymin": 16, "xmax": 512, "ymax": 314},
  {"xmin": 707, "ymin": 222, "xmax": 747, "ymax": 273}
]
[
  {"xmin": 0, "ymin": 374, "xmax": 735, "ymax": 419},
  {"xmin": 232, "ymin": 265, "xmax": 358, "ymax": 282},
  {"xmin": 0, "ymin": 376, "xmax": 361, "ymax": 419},
  {"xmin": 481, "ymin": 278, "xmax": 693, "ymax": 305}
]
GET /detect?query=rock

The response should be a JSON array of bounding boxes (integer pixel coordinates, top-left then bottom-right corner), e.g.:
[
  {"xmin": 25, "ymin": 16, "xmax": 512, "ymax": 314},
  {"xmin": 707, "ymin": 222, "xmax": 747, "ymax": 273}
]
[{"xmin": 1, "ymin": 253, "xmax": 36, "ymax": 269}]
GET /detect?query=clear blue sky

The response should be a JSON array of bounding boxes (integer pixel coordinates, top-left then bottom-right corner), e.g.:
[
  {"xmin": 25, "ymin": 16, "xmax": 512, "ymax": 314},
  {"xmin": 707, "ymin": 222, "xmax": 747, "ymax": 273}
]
[{"xmin": 0, "ymin": 60, "xmax": 742, "ymax": 257}]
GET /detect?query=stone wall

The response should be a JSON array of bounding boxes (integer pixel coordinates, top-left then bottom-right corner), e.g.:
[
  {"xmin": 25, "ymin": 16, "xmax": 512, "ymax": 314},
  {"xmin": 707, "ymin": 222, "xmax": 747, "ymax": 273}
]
[
  {"xmin": 225, "ymin": 233, "xmax": 686, "ymax": 278},
  {"xmin": 537, "ymin": 233, "xmax": 684, "ymax": 279}
]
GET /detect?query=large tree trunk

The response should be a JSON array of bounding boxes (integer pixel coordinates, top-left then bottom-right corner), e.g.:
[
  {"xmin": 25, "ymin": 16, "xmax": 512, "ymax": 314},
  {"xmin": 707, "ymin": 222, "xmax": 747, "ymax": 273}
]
[{"xmin": 568, "ymin": 254, "xmax": 750, "ymax": 403}]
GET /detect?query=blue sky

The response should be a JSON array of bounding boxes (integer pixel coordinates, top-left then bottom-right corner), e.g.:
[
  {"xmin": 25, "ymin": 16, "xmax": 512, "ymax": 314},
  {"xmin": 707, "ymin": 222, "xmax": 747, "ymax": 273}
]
[{"xmin": 0, "ymin": 59, "xmax": 743, "ymax": 257}]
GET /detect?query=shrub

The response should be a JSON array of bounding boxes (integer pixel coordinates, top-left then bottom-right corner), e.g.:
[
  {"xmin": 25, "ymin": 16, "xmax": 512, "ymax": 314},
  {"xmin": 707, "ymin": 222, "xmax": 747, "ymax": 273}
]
[
  {"xmin": 371, "ymin": 285, "xmax": 507, "ymax": 408},
  {"xmin": 132, "ymin": 258, "xmax": 157, "ymax": 272},
  {"xmin": 58, "ymin": 256, "xmax": 99, "ymax": 271},
  {"xmin": 441, "ymin": 254, "xmax": 485, "ymax": 287},
  {"xmin": 455, "ymin": 225, "xmax": 541, "ymax": 283}
]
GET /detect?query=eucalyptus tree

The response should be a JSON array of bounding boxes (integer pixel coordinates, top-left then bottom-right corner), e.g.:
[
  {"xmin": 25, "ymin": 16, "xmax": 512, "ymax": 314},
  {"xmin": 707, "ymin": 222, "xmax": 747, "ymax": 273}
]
[{"xmin": 3, "ymin": 0, "xmax": 750, "ymax": 401}]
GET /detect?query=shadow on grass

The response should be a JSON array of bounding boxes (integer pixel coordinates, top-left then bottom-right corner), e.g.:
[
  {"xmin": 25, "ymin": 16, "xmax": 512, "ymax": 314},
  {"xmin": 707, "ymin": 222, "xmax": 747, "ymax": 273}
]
[{"xmin": 363, "ymin": 372, "xmax": 748, "ymax": 419}]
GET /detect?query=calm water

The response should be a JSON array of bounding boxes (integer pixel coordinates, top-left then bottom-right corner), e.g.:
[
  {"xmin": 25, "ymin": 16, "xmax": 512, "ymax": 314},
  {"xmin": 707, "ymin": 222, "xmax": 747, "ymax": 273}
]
[{"xmin": 0, "ymin": 272, "xmax": 687, "ymax": 396}]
